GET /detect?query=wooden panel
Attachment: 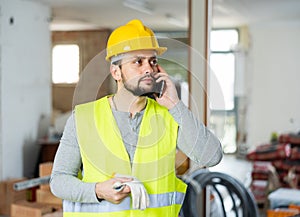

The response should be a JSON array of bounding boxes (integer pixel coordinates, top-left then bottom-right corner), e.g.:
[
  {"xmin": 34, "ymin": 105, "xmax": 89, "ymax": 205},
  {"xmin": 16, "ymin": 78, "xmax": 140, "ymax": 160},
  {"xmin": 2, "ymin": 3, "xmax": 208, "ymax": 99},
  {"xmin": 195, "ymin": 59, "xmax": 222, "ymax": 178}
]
[
  {"xmin": 52, "ymin": 30, "xmax": 113, "ymax": 112},
  {"xmin": 52, "ymin": 84, "xmax": 75, "ymax": 112}
]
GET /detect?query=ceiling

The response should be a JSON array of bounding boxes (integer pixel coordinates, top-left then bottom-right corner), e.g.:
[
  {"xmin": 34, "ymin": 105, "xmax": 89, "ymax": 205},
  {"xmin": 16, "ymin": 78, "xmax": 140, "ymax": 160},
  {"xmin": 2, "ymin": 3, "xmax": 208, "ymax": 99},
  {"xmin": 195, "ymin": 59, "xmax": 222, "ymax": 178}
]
[{"xmin": 31, "ymin": 0, "xmax": 300, "ymax": 31}]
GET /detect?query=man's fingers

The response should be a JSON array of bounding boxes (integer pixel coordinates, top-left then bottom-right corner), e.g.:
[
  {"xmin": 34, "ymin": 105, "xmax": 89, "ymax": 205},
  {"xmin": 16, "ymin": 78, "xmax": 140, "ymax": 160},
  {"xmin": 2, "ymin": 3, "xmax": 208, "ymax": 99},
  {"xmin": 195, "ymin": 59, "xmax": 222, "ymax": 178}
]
[
  {"xmin": 112, "ymin": 181, "xmax": 125, "ymax": 192},
  {"xmin": 114, "ymin": 177, "xmax": 133, "ymax": 183}
]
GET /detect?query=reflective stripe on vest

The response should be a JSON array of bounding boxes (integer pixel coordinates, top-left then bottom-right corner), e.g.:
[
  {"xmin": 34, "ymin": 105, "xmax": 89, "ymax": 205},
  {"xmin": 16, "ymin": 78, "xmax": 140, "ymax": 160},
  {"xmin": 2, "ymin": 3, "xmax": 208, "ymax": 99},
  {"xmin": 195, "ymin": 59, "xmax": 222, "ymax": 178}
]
[
  {"xmin": 72, "ymin": 97, "xmax": 187, "ymax": 216},
  {"xmin": 63, "ymin": 191, "xmax": 185, "ymax": 212}
]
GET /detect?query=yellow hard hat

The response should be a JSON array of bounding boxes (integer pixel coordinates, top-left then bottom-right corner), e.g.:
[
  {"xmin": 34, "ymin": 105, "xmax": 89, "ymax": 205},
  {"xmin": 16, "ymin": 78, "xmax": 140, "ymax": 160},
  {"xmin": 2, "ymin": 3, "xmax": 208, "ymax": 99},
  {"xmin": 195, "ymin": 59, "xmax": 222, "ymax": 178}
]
[{"xmin": 105, "ymin": 19, "xmax": 167, "ymax": 62}]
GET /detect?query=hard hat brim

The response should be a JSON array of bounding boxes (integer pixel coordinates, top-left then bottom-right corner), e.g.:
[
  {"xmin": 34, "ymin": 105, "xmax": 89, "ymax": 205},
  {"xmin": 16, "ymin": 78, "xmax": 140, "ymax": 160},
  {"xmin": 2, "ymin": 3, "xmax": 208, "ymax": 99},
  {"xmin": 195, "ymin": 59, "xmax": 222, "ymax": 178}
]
[{"xmin": 106, "ymin": 47, "xmax": 167, "ymax": 62}]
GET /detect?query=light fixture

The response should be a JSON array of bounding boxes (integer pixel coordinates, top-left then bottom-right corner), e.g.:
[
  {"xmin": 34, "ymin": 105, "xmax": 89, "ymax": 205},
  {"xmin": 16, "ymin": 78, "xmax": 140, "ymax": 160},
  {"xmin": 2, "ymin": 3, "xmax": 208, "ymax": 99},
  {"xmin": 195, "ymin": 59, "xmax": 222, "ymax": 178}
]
[{"xmin": 123, "ymin": 0, "xmax": 154, "ymax": 15}]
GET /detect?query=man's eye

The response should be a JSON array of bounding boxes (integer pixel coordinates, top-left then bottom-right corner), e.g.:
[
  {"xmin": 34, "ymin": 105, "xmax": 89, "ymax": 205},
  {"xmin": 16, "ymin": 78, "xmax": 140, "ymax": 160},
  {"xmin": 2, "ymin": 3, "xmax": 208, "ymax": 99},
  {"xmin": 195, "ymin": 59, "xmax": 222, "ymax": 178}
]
[
  {"xmin": 134, "ymin": 58, "xmax": 143, "ymax": 65},
  {"xmin": 150, "ymin": 59, "xmax": 158, "ymax": 66}
]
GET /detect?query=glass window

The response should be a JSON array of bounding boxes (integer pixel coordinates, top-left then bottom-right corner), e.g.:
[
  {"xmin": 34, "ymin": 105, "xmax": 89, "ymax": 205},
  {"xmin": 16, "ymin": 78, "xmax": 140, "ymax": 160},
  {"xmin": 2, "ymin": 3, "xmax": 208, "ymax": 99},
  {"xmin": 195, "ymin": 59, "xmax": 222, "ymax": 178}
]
[
  {"xmin": 209, "ymin": 29, "xmax": 238, "ymax": 111},
  {"xmin": 210, "ymin": 29, "xmax": 239, "ymax": 52},
  {"xmin": 209, "ymin": 53, "xmax": 235, "ymax": 110},
  {"xmin": 52, "ymin": 44, "xmax": 80, "ymax": 84}
]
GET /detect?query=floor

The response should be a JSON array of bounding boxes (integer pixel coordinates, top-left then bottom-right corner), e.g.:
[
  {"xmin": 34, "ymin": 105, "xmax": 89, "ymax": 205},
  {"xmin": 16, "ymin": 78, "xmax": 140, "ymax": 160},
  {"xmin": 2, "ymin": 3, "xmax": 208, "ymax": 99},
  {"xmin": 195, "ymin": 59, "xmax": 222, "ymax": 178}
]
[{"xmin": 210, "ymin": 154, "xmax": 253, "ymax": 186}]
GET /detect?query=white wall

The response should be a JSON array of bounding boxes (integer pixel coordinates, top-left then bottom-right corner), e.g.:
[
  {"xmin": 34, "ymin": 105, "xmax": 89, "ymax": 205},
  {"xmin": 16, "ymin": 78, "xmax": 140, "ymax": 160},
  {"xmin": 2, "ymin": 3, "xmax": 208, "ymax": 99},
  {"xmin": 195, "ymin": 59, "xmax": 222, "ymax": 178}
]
[
  {"xmin": 0, "ymin": 0, "xmax": 51, "ymax": 180},
  {"xmin": 246, "ymin": 21, "xmax": 300, "ymax": 146}
]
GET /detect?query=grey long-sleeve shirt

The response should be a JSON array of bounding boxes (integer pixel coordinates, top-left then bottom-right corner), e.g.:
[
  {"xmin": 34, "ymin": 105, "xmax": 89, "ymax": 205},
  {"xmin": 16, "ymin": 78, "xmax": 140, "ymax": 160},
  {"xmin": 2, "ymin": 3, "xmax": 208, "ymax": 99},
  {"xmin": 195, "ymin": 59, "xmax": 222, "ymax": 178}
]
[{"xmin": 50, "ymin": 100, "xmax": 223, "ymax": 203}]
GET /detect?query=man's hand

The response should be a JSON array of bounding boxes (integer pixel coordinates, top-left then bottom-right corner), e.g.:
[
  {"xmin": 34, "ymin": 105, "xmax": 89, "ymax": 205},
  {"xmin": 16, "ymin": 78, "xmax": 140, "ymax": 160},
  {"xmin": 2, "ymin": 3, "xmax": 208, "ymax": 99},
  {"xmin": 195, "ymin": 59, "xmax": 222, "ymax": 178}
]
[
  {"xmin": 95, "ymin": 177, "xmax": 132, "ymax": 204},
  {"xmin": 154, "ymin": 65, "xmax": 180, "ymax": 109}
]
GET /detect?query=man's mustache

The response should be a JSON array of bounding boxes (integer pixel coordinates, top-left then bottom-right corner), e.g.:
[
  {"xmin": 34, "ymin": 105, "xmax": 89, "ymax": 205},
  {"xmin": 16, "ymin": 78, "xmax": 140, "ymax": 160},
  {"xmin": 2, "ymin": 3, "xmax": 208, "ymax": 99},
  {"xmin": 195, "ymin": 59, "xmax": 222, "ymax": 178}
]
[{"xmin": 138, "ymin": 74, "xmax": 155, "ymax": 83}]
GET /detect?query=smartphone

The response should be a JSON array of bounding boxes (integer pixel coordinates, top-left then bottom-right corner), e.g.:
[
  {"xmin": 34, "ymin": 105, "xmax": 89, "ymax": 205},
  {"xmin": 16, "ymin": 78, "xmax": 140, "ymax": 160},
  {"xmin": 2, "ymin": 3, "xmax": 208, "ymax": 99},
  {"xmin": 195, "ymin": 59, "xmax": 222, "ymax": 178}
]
[{"xmin": 157, "ymin": 80, "xmax": 165, "ymax": 98}]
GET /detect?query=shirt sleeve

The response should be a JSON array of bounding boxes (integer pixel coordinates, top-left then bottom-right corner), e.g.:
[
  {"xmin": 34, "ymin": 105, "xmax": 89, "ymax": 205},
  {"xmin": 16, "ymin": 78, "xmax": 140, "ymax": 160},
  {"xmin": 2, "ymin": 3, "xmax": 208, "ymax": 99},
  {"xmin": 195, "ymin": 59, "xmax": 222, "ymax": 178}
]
[
  {"xmin": 169, "ymin": 101, "xmax": 223, "ymax": 168},
  {"xmin": 50, "ymin": 112, "xmax": 100, "ymax": 203}
]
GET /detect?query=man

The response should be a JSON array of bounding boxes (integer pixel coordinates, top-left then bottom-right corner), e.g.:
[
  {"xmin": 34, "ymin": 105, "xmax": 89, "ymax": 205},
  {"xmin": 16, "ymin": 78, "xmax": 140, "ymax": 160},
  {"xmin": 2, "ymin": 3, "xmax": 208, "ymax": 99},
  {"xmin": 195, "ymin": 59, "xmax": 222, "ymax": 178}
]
[{"xmin": 50, "ymin": 19, "xmax": 222, "ymax": 217}]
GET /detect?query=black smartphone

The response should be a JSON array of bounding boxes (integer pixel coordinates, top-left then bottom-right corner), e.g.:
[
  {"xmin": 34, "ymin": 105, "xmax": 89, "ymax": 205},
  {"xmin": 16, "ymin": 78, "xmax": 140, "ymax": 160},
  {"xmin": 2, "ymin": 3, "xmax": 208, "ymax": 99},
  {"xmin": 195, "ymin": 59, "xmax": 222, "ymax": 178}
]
[{"xmin": 157, "ymin": 80, "xmax": 165, "ymax": 98}]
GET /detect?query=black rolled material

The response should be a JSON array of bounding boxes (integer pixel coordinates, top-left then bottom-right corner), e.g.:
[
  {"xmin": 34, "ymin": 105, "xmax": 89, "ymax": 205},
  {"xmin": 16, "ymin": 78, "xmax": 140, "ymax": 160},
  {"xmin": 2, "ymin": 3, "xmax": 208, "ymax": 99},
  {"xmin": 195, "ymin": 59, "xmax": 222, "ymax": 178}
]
[{"xmin": 180, "ymin": 171, "xmax": 259, "ymax": 217}]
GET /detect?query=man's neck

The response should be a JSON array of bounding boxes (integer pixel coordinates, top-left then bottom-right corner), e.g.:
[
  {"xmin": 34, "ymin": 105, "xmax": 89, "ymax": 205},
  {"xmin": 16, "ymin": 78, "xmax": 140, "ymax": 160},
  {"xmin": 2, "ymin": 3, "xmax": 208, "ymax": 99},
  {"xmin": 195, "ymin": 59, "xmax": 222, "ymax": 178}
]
[{"xmin": 111, "ymin": 92, "xmax": 147, "ymax": 117}]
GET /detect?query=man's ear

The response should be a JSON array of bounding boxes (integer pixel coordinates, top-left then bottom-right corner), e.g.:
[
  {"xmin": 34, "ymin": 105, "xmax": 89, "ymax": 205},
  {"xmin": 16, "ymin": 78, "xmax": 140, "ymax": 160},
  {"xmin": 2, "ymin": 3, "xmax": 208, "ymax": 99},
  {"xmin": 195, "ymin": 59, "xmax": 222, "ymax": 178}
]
[{"xmin": 110, "ymin": 64, "xmax": 121, "ymax": 80}]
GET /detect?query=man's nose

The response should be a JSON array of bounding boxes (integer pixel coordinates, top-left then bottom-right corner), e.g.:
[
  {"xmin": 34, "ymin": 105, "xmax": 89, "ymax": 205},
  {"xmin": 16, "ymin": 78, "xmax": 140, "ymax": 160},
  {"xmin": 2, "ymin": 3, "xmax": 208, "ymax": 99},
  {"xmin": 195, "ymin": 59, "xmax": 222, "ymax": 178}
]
[{"xmin": 143, "ymin": 61, "xmax": 154, "ymax": 74}]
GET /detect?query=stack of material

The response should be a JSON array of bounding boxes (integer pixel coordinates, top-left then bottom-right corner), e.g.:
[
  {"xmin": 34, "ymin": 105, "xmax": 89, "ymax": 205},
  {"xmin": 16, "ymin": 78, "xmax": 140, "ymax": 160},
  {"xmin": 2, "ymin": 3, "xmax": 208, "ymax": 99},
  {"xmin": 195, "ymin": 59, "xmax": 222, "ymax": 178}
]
[
  {"xmin": 11, "ymin": 200, "xmax": 62, "ymax": 217},
  {"xmin": 10, "ymin": 162, "xmax": 63, "ymax": 217},
  {"xmin": 0, "ymin": 178, "xmax": 27, "ymax": 216},
  {"xmin": 246, "ymin": 143, "xmax": 288, "ymax": 204},
  {"xmin": 247, "ymin": 138, "xmax": 300, "ymax": 189},
  {"xmin": 250, "ymin": 161, "xmax": 274, "ymax": 204},
  {"xmin": 246, "ymin": 132, "xmax": 300, "ymax": 210},
  {"xmin": 273, "ymin": 133, "xmax": 300, "ymax": 188},
  {"xmin": 246, "ymin": 143, "xmax": 290, "ymax": 162},
  {"xmin": 36, "ymin": 162, "xmax": 62, "ymax": 206}
]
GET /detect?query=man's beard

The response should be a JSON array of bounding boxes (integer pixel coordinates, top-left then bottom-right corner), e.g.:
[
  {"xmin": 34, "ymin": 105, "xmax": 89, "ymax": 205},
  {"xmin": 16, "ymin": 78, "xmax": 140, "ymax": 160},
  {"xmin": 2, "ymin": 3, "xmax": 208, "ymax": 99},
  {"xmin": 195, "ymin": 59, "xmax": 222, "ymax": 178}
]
[{"xmin": 122, "ymin": 74, "xmax": 156, "ymax": 96}]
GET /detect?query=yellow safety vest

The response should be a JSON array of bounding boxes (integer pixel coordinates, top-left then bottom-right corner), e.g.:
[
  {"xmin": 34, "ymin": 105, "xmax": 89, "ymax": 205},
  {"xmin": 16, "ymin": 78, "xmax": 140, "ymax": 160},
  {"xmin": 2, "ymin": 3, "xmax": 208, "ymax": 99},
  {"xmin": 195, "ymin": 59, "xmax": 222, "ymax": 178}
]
[{"xmin": 63, "ymin": 96, "xmax": 187, "ymax": 217}]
